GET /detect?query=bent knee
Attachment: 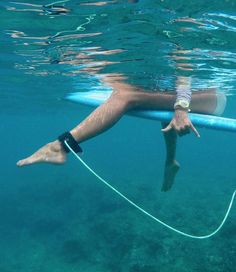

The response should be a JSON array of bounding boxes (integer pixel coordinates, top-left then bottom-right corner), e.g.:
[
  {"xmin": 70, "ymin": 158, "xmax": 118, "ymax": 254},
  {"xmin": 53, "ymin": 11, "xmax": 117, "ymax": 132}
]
[{"xmin": 110, "ymin": 90, "xmax": 137, "ymax": 109}]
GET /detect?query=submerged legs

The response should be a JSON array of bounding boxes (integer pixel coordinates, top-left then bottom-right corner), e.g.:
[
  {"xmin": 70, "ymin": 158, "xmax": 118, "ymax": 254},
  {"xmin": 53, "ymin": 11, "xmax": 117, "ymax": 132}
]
[{"xmin": 17, "ymin": 85, "xmax": 221, "ymax": 192}]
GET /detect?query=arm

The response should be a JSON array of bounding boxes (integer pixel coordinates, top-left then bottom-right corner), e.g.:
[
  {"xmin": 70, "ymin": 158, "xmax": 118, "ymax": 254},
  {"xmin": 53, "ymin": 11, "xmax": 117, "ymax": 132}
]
[{"xmin": 162, "ymin": 76, "xmax": 200, "ymax": 137}]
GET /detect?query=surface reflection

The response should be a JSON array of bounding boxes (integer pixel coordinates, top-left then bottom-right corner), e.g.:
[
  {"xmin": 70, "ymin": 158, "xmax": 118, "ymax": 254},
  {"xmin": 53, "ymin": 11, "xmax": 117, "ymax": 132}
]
[{"xmin": 3, "ymin": 0, "xmax": 236, "ymax": 94}]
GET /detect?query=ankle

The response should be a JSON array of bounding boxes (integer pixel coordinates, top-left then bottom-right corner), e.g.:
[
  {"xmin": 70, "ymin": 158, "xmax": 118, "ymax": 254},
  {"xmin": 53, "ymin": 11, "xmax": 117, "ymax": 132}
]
[{"xmin": 50, "ymin": 140, "xmax": 66, "ymax": 153}]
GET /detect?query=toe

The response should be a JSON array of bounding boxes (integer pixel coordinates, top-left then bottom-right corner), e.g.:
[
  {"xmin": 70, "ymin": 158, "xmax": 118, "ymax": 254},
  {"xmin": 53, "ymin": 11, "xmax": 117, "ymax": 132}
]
[{"xmin": 16, "ymin": 158, "xmax": 33, "ymax": 167}]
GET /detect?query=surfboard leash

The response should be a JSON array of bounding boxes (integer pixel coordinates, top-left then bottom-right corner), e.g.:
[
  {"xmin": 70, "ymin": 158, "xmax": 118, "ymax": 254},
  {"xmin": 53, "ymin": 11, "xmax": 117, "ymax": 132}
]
[{"xmin": 65, "ymin": 141, "xmax": 236, "ymax": 239}]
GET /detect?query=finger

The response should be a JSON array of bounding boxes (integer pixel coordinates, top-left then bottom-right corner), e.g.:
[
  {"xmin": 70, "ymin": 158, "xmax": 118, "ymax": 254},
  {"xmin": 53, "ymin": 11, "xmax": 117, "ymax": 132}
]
[
  {"xmin": 190, "ymin": 123, "xmax": 200, "ymax": 137},
  {"xmin": 161, "ymin": 124, "xmax": 172, "ymax": 133}
]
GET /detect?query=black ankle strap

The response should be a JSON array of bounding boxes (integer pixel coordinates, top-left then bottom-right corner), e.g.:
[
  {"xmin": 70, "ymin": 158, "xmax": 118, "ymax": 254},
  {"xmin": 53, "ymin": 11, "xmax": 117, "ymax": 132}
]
[{"xmin": 58, "ymin": 132, "xmax": 83, "ymax": 153}]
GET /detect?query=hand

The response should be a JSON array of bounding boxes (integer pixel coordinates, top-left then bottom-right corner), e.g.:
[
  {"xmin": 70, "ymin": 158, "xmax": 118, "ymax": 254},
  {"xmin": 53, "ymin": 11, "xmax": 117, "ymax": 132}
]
[{"xmin": 161, "ymin": 109, "xmax": 200, "ymax": 137}]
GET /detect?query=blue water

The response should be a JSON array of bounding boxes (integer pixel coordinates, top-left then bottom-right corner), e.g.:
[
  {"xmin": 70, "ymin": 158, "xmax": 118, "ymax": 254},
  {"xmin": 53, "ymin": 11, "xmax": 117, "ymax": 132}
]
[{"xmin": 2, "ymin": 0, "xmax": 236, "ymax": 271}]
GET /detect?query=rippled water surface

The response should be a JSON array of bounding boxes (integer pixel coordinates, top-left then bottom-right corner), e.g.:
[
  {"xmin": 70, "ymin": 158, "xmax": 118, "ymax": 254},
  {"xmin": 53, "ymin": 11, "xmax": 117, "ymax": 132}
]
[
  {"xmin": 2, "ymin": 1, "xmax": 236, "ymax": 272},
  {"xmin": 2, "ymin": 0, "xmax": 236, "ymax": 108}
]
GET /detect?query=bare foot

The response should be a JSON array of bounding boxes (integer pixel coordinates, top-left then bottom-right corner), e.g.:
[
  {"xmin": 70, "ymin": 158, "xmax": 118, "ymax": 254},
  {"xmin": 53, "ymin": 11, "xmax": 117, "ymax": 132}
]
[
  {"xmin": 161, "ymin": 160, "xmax": 180, "ymax": 192},
  {"xmin": 16, "ymin": 140, "xmax": 67, "ymax": 167}
]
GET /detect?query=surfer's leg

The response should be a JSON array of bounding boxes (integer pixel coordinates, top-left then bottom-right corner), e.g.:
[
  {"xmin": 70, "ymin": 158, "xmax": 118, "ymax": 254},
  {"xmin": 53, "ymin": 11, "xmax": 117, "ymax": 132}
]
[
  {"xmin": 69, "ymin": 87, "xmax": 222, "ymax": 143},
  {"xmin": 127, "ymin": 88, "xmax": 222, "ymax": 114},
  {"xmin": 161, "ymin": 122, "xmax": 180, "ymax": 192},
  {"xmin": 17, "ymin": 89, "xmax": 177, "ymax": 167},
  {"xmin": 70, "ymin": 89, "xmax": 221, "ymax": 143},
  {"xmin": 16, "ymin": 89, "xmax": 144, "ymax": 166},
  {"xmin": 17, "ymin": 87, "xmax": 223, "ymax": 167},
  {"xmin": 191, "ymin": 90, "xmax": 226, "ymax": 115}
]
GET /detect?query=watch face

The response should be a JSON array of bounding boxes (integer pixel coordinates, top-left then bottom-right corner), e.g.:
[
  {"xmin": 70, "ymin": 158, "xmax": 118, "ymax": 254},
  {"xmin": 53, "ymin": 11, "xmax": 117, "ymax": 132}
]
[
  {"xmin": 180, "ymin": 100, "xmax": 189, "ymax": 108},
  {"xmin": 174, "ymin": 100, "xmax": 190, "ymax": 110}
]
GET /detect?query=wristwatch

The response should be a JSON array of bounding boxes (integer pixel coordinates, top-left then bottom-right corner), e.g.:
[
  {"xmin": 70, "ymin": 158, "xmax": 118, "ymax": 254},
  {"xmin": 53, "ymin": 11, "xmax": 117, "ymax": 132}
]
[{"xmin": 174, "ymin": 99, "xmax": 190, "ymax": 111}]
